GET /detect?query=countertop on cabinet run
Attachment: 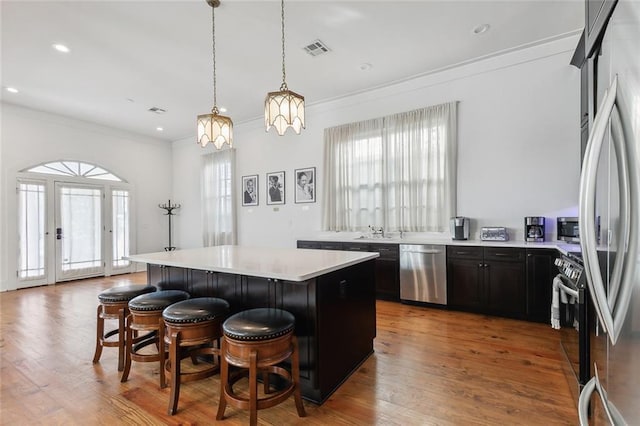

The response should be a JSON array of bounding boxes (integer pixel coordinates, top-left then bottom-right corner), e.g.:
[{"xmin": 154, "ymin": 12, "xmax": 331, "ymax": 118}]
[
  {"xmin": 126, "ymin": 245, "xmax": 379, "ymax": 282},
  {"xmin": 298, "ymin": 234, "xmax": 581, "ymax": 254}
]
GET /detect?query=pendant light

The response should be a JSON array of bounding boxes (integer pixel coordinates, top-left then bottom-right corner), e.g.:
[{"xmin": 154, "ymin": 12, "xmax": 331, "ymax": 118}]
[
  {"xmin": 264, "ymin": 0, "xmax": 305, "ymax": 136},
  {"xmin": 197, "ymin": 0, "xmax": 233, "ymax": 149}
]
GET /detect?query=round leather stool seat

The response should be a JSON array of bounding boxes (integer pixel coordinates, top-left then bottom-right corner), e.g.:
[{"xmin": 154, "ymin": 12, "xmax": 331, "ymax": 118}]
[
  {"xmin": 161, "ymin": 297, "xmax": 230, "ymax": 415},
  {"xmin": 129, "ymin": 290, "xmax": 191, "ymax": 312},
  {"xmin": 163, "ymin": 297, "xmax": 230, "ymax": 324},
  {"xmin": 222, "ymin": 308, "xmax": 295, "ymax": 341},
  {"xmin": 216, "ymin": 308, "xmax": 305, "ymax": 426},
  {"xmin": 121, "ymin": 290, "xmax": 191, "ymax": 385},
  {"xmin": 98, "ymin": 284, "xmax": 155, "ymax": 303},
  {"xmin": 93, "ymin": 285, "xmax": 157, "ymax": 372}
]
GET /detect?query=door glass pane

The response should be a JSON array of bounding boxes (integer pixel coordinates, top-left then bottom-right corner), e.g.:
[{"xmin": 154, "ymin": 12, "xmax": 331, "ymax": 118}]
[
  {"xmin": 112, "ymin": 190, "xmax": 130, "ymax": 268},
  {"xmin": 60, "ymin": 187, "xmax": 102, "ymax": 271},
  {"xmin": 18, "ymin": 183, "xmax": 46, "ymax": 279}
]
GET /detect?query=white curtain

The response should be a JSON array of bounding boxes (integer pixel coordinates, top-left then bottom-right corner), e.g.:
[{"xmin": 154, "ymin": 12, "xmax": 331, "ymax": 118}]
[
  {"xmin": 202, "ymin": 148, "xmax": 237, "ymax": 246},
  {"xmin": 323, "ymin": 101, "xmax": 457, "ymax": 232}
]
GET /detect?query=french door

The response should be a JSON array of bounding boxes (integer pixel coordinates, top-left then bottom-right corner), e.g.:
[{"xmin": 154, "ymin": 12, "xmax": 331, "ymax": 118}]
[
  {"xmin": 16, "ymin": 178, "xmax": 132, "ymax": 288},
  {"xmin": 55, "ymin": 182, "xmax": 105, "ymax": 281}
]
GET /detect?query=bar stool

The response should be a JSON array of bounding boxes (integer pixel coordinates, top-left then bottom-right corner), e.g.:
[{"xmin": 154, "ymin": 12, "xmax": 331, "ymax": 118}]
[
  {"xmin": 120, "ymin": 290, "xmax": 191, "ymax": 386},
  {"xmin": 93, "ymin": 284, "xmax": 156, "ymax": 371},
  {"xmin": 216, "ymin": 308, "xmax": 306, "ymax": 426},
  {"xmin": 161, "ymin": 297, "xmax": 230, "ymax": 415}
]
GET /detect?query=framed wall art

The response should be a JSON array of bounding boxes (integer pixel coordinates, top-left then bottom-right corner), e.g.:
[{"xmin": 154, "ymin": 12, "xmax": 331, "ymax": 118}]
[
  {"xmin": 242, "ymin": 174, "xmax": 258, "ymax": 206},
  {"xmin": 294, "ymin": 167, "xmax": 316, "ymax": 203},
  {"xmin": 266, "ymin": 171, "xmax": 285, "ymax": 205}
]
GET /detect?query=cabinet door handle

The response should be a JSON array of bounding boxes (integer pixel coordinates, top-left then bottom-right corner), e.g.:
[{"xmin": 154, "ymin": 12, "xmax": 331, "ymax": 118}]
[{"xmin": 478, "ymin": 263, "xmax": 483, "ymax": 268}]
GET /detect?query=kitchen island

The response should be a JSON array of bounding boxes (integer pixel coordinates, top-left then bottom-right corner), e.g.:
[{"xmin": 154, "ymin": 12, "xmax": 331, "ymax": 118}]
[{"xmin": 127, "ymin": 246, "xmax": 379, "ymax": 404}]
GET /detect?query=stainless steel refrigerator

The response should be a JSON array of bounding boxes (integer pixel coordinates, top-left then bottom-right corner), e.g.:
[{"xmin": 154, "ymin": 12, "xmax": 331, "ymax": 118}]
[{"xmin": 578, "ymin": 0, "xmax": 640, "ymax": 423}]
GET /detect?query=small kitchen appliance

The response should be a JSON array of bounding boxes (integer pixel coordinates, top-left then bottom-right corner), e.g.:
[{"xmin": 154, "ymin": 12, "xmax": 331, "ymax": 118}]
[
  {"xmin": 525, "ymin": 216, "xmax": 545, "ymax": 242},
  {"xmin": 450, "ymin": 217, "xmax": 469, "ymax": 240},
  {"xmin": 480, "ymin": 227, "xmax": 508, "ymax": 241}
]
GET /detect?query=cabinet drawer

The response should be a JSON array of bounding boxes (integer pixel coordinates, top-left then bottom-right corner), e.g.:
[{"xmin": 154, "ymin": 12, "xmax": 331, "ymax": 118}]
[
  {"xmin": 369, "ymin": 243, "xmax": 399, "ymax": 260},
  {"xmin": 484, "ymin": 247, "xmax": 525, "ymax": 262},
  {"xmin": 297, "ymin": 240, "xmax": 320, "ymax": 249},
  {"xmin": 319, "ymin": 242, "xmax": 344, "ymax": 251},
  {"xmin": 342, "ymin": 242, "xmax": 370, "ymax": 252},
  {"xmin": 446, "ymin": 246, "xmax": 482, "ymax": 260}
]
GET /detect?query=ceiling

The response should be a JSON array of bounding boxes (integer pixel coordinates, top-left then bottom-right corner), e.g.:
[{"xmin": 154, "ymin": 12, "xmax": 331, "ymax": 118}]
[{"xmin": 1, "ymin": 1, "xmax": 584, "ymax": 142}]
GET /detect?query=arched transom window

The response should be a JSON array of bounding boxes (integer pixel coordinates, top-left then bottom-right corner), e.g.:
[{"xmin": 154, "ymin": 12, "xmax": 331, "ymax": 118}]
[{"xmin": 23, "ymin": 160, "xmax": 124, "ymax": 182}]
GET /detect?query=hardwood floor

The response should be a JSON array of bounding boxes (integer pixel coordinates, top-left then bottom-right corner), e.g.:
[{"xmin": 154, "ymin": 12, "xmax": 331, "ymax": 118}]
[{"xmin": 0, "ymin": 273, "xmax": 577, "ymax": 425}]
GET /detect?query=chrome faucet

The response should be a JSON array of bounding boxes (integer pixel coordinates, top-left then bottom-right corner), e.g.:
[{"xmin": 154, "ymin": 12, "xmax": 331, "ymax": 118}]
[{"xmin": 369, "ymin": 226, "xmax": 384, "ymax": 238}]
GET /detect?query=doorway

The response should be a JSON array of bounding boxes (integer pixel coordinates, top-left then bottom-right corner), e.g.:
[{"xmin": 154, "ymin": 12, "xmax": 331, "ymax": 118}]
[{"xmin": 17, "ymin": 161, "xmax": 133, "ymax": 288}]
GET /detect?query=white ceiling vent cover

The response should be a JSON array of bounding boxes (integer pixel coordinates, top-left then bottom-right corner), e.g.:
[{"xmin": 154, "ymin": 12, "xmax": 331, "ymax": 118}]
[
  {"xmin": 303, "ymin": 39, "xmax": 331, "ymax": 57},
  {"xmin": 148, "ymin": 107, "xmax": 166, "ymax": 114}
]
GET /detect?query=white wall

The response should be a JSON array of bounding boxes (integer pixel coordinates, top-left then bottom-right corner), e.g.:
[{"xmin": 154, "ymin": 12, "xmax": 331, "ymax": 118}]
[
  {"xmin": 173, "ymin": 35, "xmax": 582, "ymax": 249},
  {"xmin": 0, "ymin": 103, "xmax": 173, "ymax": 291}
]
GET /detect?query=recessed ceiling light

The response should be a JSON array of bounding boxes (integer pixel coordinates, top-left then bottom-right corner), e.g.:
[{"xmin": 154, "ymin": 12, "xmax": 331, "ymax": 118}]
[
  {"xmin": 156, "ymin": 127, "xmax": 164, "ymax": 132},
  {"xmin": 6, "ymin": 87, "xmax": 19, "ymax": 94},
  {"xmin": 52, "ymin": 43, "xmax": 70, "ymax": 53},
  {"xmin": 359, "ymin": 63, "xmax": 373, "ymax": 71},
  {"xmin": 472, "ymin": 24, "xmax": 490, "ymax": 35},
  {"xmin": 219, "ymin": 107, "xmax": 227, "ymax": 113}
]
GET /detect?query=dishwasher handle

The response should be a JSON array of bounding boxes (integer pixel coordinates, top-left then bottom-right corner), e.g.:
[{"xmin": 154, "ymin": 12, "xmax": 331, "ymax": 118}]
[{"xmin": 402, "ymin": 249, "xmax": 443, "ymax": 255}]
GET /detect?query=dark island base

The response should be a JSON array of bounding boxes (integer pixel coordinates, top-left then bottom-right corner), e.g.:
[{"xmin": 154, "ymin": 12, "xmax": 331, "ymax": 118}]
[{"xmin": 147, "ymin": 259, "xmax": 377, "ymax": 404}]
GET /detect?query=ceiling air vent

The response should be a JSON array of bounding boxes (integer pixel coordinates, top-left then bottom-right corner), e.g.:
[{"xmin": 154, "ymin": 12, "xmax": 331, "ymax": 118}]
[
  {"xmin": 148, "ymin": 107, "xmax": 166, "ymax": 114},
  {"xmin": 303, "ymin": 39, "xmax": 330, "ymax": 57}
]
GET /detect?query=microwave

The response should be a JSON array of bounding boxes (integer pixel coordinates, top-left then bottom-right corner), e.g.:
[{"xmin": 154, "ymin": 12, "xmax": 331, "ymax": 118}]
[{"xmin": 557, "ymin": 217, "xmax": 600, "ymax": 243}]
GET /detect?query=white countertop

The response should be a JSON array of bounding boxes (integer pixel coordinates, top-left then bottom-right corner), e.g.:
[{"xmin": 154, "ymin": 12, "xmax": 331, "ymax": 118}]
[
  {"xmin": 298, "ymin": 233, "xmax": 581, "ymax": 255},
  {"xmin": 126, "ymin": 245, "xmax": 379, "ymax": 282}
]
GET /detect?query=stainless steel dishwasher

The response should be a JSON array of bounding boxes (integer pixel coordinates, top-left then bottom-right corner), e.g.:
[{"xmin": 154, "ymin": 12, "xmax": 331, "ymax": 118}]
[{"xmin": 399, "ymin": 244, "xmax": 447, "ymax": 305}]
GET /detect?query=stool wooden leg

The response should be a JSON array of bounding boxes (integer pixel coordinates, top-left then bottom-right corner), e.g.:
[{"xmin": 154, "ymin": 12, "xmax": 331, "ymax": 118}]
[
  {"xmin": 159, "ymin": 319, "xmax": 167, "ymax": 389},
  {"xmin": 120, "ymin": 313, "xmax": 133, "ymax": 382},
  {"xmin": 168, "ymin": 330, "xmax": 181, "ymax": 415},
  {"xmin": 117, "ymin": 307, "xmax": 126, "ymax": 371},
  {"xmin": 92, "ymin": 305, "xmax": 104, "ymax": 364},
  {"xmin": 249, "ymin": 350, "xmax": 258, "ymax": 426},
  {"xmin": 216, "ymin": 338, "xmax": 228, "ymax": 421},
  {"xmin": 291, "ymin": 336, "xmax": 306, "ymax": 417}
]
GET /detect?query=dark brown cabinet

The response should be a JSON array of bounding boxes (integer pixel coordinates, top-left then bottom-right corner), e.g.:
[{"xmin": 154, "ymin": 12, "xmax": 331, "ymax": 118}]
[
  {"xmin": 446, "ymin": 246, "xmax": 483, "ymax": 310},
  {"xmin": 146, "ymin": 259, "xmax": 376, "ymax": 404},
  {"xmin": 526, "ymin": 249, "xmax": 556, "ymax": 323},
  {"xmin": 147, "ymin": 264, "xmax": 189, "ymax": 291},
  {"xmin": 447, "ymin": 246, "xmax": 526, "ymax": 320},
  {"xmin": 297, "ymin": 240, "xmax": 400, "ymax": 301}
]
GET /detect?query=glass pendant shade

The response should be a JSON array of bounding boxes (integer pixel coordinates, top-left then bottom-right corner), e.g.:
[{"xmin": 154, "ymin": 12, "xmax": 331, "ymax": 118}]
[
  {"xmin": 197, "ymin": 110, "xmax": 233, "ymax": 149},
  {"xmin": 197, "ymin": 0, "xmax": 232, "ymax": 150},
  {"xmin": 265, "ymin": 88, "xmax": 305, "ymax": 136}
]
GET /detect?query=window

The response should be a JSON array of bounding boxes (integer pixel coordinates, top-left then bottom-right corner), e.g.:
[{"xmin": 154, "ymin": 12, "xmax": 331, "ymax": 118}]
[
  {"xmin": 202, "ymin": 148, "xmax": 236, "ymax": 246},
  {"xmin": 17, "ymin": 181, "xmax": 46, "ymax": 279},
  {"xmin": 25, "ymin": 160, "xmax": 123, "ymax": 182},
  {"xmin": 323, "ymin": 102, "xmax": 457, "ymax": 232},
  {"xmin": 112, "ymin": 190, "xmax": 130, "ymax": 268}
]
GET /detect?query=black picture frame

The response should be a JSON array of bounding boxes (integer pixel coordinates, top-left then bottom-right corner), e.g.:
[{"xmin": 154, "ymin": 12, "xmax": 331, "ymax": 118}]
[
  {"xmin": 294, "ymin": 167, "xmax": 316, "ymax": 204},
  {"xmin": 266, "ymin": 171, "xmax": 285, "ymax": 205},
  {"xmin": 242, "ymin": 175, "xmax": 258, "ymax": 206}
]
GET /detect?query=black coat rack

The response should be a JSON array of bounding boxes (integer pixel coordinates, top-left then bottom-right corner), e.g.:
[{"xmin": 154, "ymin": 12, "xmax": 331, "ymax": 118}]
[{"xmin": 158, "ymin": 199, "xmax": 181, "ymax": 251}]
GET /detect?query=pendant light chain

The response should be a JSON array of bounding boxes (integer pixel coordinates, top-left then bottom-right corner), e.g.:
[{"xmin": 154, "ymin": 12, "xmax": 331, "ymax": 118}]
[
  {"xmin": 211, "ymin": 5, "xmax": 218, "ymax": 113},
  {"xmin": 280, "ymin": 0, "xmax": 287, "ymax": 91}
]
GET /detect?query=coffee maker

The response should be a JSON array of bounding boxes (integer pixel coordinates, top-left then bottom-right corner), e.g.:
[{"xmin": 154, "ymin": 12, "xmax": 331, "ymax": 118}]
[
  {"xmin": 525, "ymin": 216, "xmax": 545, "ymax": 242},
  {"xmin": 450, "ymin": 217, "xmax": 470, "ymax": 240}
]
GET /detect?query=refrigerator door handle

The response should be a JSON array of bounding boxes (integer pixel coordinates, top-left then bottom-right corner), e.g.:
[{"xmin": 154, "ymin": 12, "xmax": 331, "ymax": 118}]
[
  {"xmin": 580, "ymin": 74, "xmax": 640, "ymax": 345},
  {"xmin": 608, "ymin": 90, "xmax": 640, "ymax": 345},
  {"xmin": 580, "ymin": 76, "xmax": 618, "ymax": 337},
  {"xmin": 607, "ymin": 105, "xmax": 631, "ymax": 310},
  {"xmin": 578, "ymin": 365, "xmax": 618, "ymax": 426}
]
